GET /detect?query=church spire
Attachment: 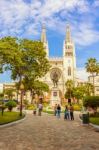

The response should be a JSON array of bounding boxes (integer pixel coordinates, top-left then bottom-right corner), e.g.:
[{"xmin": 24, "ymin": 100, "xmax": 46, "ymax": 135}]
[
  {"xmin": 65, "ymin": 24, "xmax": 72, "ymax": 43},
  {"xmin": 40, "ymin": 24, "xmax": 49, "ymax": 58},
  {"xmin": 41, "ymin": 24, "xmax": 47, "ymax": 43}
]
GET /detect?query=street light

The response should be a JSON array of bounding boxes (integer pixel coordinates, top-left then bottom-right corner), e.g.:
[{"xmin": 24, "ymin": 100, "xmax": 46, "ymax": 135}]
[{"xmin": 19, "ymin": 83, "xmax": 24, "ymax": 116}]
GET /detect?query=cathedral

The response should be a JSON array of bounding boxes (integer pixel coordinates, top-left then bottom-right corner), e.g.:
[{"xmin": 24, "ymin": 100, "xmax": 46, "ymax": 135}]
[
  {"xmin": 40, "ymin": 24, "xmax": 76, "ymax": 104},
  {"xmin": 3, "ymin": 24, "xmax": 78, "ymax": 105},
  {"xmin": 3, "ymin": 25, "xmax": 99, "ymax": 103}
]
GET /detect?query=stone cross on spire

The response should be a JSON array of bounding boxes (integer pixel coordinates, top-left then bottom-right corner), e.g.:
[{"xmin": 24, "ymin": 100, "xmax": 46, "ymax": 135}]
[
  {"xmin": 66, "ymin": 24, "xmax": 72, "ymax": 43},
  {"xmin": 41, "ymin": 24, "xmax": 47, "ymax": 43},
  {"xmin": 40, "ymin": 24, "xmax": 49, "ymax": 58}
]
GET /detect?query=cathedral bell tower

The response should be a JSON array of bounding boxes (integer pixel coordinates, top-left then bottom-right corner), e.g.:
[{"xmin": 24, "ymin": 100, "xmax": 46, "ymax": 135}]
[
  {"xmin": 41, "ymin": 24, "xmax": 49, "ymax": 58},
  {"xmin": 63, "ymin": 24, "xmax": 76, "ymax": 82}
]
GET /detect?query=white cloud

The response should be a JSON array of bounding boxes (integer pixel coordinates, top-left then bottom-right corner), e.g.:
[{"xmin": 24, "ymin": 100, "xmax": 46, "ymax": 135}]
[
  {"xmin": 76, "ymin": 68, "xmax": 89, "ymax": 81},
  {"xmin": 93, "ymin": 0, "xmax": 99, "ymax": 7},
  {"xmin": 72, "ymin": 22, "xmax": 99, "ymax": 46},
  {"xmin": 0, "ymin": 0, "xmax": 99, "ymax": 47}
]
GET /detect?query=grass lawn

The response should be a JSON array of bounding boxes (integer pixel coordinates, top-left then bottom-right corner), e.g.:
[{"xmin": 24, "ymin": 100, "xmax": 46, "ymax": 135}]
[
  {"xmin": 43, "ymin": 109, "xmax": 54, "ymax": 114},
  {"xmin": 0, "ymin": 111, "xmax": 25, "ymax": 125},
  {"xmin": 43, "ymin": 109, "xmax": 65, "ymax": 114},
  {"xmin": 90, "ymin": 117, "xmax": 99, "ymax": 125}
]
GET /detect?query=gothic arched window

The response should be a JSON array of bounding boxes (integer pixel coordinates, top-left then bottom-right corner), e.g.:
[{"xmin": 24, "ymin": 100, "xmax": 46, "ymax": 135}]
[{"xmin": 68, "ymin": 67, "xmax": 71, "ymax": 76}]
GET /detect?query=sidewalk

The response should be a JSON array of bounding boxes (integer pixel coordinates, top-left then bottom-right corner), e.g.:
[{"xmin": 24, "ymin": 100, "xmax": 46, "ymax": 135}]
[{"xmin": 0, "ymin": 112, "xmax": 99, "ymax": 150}]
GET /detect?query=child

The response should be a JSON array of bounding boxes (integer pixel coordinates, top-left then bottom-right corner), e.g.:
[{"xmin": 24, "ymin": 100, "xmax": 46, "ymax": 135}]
[
  {"xmin": 64, "ymin": 105, "xmax": 69, "ymax": 120},
  {"xmin": 33, "ymin": 109, "xmax": 36, "ymax": 116}
]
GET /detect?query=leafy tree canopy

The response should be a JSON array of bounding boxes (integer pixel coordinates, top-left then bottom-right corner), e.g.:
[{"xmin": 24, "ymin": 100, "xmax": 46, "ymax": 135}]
[{"xmin": 0, "ymin": 37, "xmax": 50, "ymax": 86}]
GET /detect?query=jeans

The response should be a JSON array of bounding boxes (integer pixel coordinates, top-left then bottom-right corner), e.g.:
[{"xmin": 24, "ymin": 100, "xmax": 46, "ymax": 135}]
[
  {"xmin": 57, "ymin": 110, "xmax": 61, "ymax": 118},
  {"xmin": 54, "ymin": 110, "xmax": 57, "ymax": 116},
  {"xmin": 64, "ymin": 112, "xmax": 69, "ymax": 119},
  {"xmin": 70, "ymin": 112, "xmax": 74, "ymax": 120}
]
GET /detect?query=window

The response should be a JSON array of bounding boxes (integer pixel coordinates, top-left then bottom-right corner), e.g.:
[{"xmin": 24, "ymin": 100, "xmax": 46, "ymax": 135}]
[
  {"xmin": 68, "ymin": 67, "xmax": 71, "ymax": 76},
  {"xmin": 65, "ymin": 52, "xmax": 73, "ymax": 56},
  {"xmin": 97, "ymin": 78, "xmax": 99, "ymax": 82},
  {"xmin": 96, "ymin": 88, "xmax": 99, "ymax": 92},
  {"xmin": 66, "ymin": 45, "xmax": 72, "ymax": 49},
  {"xmin": 68, "ymin": 59, "xmax": 71, "ymax": 64}
]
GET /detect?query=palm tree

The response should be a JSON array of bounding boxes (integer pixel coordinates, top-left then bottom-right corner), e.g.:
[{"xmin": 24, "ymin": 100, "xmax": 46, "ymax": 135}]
[
  {"xmin": 84, "ymin": 82, "xmax": 94, "ymax": 96},
  {"xmin": 85, "ymin": 58, "xmax": 98, "ymax": 95},
  {"xmin": 96, "ymin": 63, "xmax": 99, "ymax": 75},
  {"xmin": 65, "ymin": 80, "xmax": 74, "ymax": 98}
]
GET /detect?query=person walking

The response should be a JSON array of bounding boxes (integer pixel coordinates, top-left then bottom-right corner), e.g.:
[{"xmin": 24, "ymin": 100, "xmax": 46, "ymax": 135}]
[
  {"xmin": 70, "ymin": 104, "xmax": 74, "ymax": 120},
  {"xmin": 38, "ymin": 103, "xmax": 43, "ymax": 116},
  {"xmin": 57, "ymin": 104, "xmax": 61, "ymax": 118},
  {"xmin": 64, "ymin": 105, "xmax": 69, "ymax": 120},
  {"xmin": 33, "ymin": 108, "xmax": 36, "ymax": 116},
  {"xmin": 33, "ymin": 104, "xmax": 37, "ymax": 116},
  {"xmin": 54, "ymin": 104, "xmax": 57, "ymax": 116}
]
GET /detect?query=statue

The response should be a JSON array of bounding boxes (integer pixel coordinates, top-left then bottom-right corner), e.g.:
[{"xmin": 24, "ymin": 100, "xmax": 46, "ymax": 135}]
[{"xmin": 52, "ymin": 72, "xmax": 58, "ymax": 87}]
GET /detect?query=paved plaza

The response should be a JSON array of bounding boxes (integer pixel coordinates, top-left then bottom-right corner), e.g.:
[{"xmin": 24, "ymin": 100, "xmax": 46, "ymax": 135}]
[{"xmin": 0, "ymin": 112, "xmax": 99, "ymax": 150}]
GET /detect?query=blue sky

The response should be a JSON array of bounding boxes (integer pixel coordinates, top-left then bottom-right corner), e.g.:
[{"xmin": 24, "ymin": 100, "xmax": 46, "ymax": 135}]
[{"xmin": 0, "ymin": 0, "xmax": 99, "ymax": 82}]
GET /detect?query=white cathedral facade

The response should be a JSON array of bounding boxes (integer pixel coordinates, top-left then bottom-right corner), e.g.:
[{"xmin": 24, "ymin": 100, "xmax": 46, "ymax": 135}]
[
  {"xmin": 3, "ymin": 25, "xmax": 79, "ymax": 105},
  {"xmin": 3, "ymin": 25, "xmax": 99, "ymax": 103},
  {"xmin": 40, "ymin": 24, "xmax": 77, "ymax": 104}
]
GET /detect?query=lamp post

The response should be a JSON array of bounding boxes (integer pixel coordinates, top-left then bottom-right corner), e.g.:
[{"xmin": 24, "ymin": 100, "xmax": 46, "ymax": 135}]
[{"xmin": 20, "ymin": 83, "xmax": 24, "ymax": 116}]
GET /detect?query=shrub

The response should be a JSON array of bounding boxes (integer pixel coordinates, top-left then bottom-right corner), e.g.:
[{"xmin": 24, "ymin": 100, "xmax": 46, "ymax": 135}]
[
  {"xmin": 0, "ymin": 105, "xmax": 7, "ymax": 116},
  {"xmin": 73, "ymin": 104, "xmax": 82, "ymax": 111},
  {"xmin": 5, "ymin": 100, "xmax": 17, "ymax": 112},
  {"xmin": 0, "ymin": 100, "xmax": 2, "ymax": 105},
  {"xmin": 23, "ymin": 99, "xmax": 29, "ymax": 105},
  {"xmin": 43, "ymin": 102, "xmax": 50, "ymax": 107},
  {"xmin": 89, "ymin": 112, "xmax": 99, "ymax": 117},
  {"xmin": 83, "ymin": 96, "xmax": 99, "ymax": 109},
  {"xmin": 43, "ymin": 109, "xmax": 54, "ymax": 114},
  {"xmin": 26, "ymin": 104, "xmax": 36, "ymax": 110}
]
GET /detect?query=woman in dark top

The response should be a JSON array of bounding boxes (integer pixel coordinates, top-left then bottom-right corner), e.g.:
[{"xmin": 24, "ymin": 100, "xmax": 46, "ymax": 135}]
[
  {"xmin": 70, "ymin": 104, "xmax": 74, "ymax": 120},
  {"xmin": 57, "ymin": 104, "xmax": 61, "ymax": 118}
]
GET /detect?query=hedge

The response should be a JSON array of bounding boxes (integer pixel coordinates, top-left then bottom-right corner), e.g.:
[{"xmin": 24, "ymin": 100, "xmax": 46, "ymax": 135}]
[{"xmin": 83, "ymin": 96, "xmax": 99, "ymax": 108}]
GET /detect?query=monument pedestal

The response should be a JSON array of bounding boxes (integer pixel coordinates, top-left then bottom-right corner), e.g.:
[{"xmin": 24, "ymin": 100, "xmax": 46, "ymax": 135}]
[{"xmin": 50, "ymin": 87, "xmax": 61, "ymax": 106}]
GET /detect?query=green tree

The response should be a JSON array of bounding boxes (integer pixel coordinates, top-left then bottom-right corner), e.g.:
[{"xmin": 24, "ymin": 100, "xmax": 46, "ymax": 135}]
[
  {"xmin": 84, "ymin": 82, "xmax": 94, "ymax": 96},
  {"xmin": 83, "ymin": 96, "xmax": 99, "ymax": 113},
  {"xmin": 65, "ymin": 80, "xmax": 74, "ymax": 98},
  {"xmin": 5, "ymin": 100, "xmax": 17, "ymax": 112},
  {"xmin": 85, "ymin": 58, "xmax": 98, "ymax": 95},
  {"xmin": 0, "ymin": 36, "xmax": 24, "ymax": 86},
  {"xmin": 0, "ymin": 93, "xmax": 4, "ymax": 101},
  {"xmin": 4, "ymin": 88, "xmax": 15, "ymax": 100},
  {"xmin": 0, "ymin": 93, "xmax": 5, "ymax": 116},
  {"xmin": 0, "ymin": 37, "xmax": 50, "ymax": 115},
  {"xmin": 73, "ymin": 83, "xmax": 94, "ymax": 104},
  {"xmin": 23, "ymin": 78, "xmax": 49, "ymax": 104},
  {"xmin": 73, "ymin": 86, "xmax": 85, "ymax": 103},
  {"xmin": 33, "ymin": 80, "xmax": 49, "ymax": 95},
  {"xmin": 0, "ymin": 37, "xmax": 19, "ymax": 80},
  {"xmin": 96, "ymin": 62, "xmax": 99, "ymax": 75},
  {"xmin": 0, "ymin": 37, "xmax": 50, "ymax": 85}
]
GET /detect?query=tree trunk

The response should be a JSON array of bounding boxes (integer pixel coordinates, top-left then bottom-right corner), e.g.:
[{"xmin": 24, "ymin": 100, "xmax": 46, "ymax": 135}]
[
  {"xmin": 2, "ymin": 108, "xmax": 4, "ymax": 116},
  {"xmin": 19, "ymin": 75, "xmax": 23, "ymax": 116},
  {"xmin": 92, "ymin": 74, "xmax": 95, "ymax": 96},
  {"xmin": 70, "ymin": 90, "xmax": 71, "ymax": 99},
  {"xmin": 31, "ymin": 89, "xmax": 34, "ymax": 104},
  {"xmin": 17, "ymin": 90, "xmax": 19, "ymax": 102}
]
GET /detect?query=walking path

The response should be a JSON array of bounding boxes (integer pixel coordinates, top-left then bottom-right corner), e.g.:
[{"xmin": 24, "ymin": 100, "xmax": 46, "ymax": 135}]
[{"xmin": 0, "ymin": 112, "xmax": 99, "ymax": 150}]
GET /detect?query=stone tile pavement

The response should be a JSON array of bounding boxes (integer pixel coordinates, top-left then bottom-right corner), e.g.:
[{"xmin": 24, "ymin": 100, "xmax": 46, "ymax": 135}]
[{"xmin": 0, "ymin": 112, "xmax": 99, "ymax": 150}]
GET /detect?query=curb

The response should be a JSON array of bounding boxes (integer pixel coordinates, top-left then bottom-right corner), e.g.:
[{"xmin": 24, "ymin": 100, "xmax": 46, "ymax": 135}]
[
  {"xmin": 90, "ymin": 123, "xmax": 99, "ymax": 132},
  {"xmin": 79, "ymin": 114, "xmax": 99, "ymax": 131},
  {"xmin": 0, "ymin": 112, "xmax": 26, "ymax": 128}
]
